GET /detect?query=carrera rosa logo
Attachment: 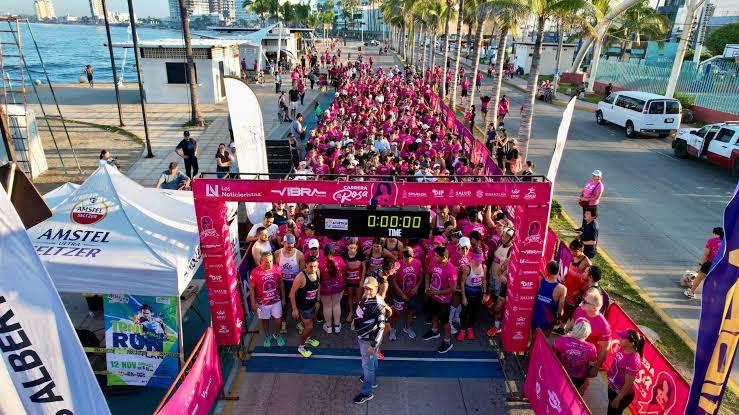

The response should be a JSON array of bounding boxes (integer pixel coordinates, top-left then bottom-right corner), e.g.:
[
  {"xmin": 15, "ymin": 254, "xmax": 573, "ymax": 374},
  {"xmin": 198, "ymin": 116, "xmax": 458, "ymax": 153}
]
[
  {"xmin": 71, "ymin": 196, "xmax": 108, "ymax": 225},
  {"xmin": 332, "ymin": 185, "xmax": 370, "ymax": 204}
]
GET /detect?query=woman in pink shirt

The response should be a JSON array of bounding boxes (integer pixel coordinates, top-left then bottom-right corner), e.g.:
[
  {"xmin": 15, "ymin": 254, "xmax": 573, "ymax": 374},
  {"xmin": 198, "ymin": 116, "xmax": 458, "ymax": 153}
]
[
  {"xmin": 319, "ymin": 245, "xmax": 345, "ymax": 334},
  {"xmin": 578, "ymin": 170, "xmax": 604, "ymax": 226},
  {"xmin": 553, "ymin": 318, "xmax": 598, "ymax": 390},
  {"xmin": 685, "ymin": 226, "xmax": 724, "ymax": 299},
  {"xmin": 607, "ymin": 329, "xmax": 644, "ymax": 415}
]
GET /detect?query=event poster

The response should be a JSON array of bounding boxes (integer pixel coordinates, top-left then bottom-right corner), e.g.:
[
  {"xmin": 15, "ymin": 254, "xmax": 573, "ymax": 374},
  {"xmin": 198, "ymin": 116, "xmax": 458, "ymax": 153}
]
[{"xmin": 104, "ymin": 294, "xmax": 180, "ymax": 388}]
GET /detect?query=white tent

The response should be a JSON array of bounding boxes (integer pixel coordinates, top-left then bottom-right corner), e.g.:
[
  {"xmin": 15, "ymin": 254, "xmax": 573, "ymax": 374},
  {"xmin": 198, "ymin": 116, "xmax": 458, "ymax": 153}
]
[
  {"xmin": 0, "ymin": 185, "xmax": 111, "ymax": 414},
  {"xmin": 27, "ymin": 164, "xmax": 201, "ymax": 297},
  {"xmin": 44, "ymin": 182, "xmax": 81, "ymax": 210}
]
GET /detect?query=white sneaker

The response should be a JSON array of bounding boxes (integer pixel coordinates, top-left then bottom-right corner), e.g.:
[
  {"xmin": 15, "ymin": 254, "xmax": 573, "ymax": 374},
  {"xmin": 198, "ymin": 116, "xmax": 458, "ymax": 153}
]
[
  {"xmin": 451, "ymin": 325, "xmax": 458, "ymax": 335},
  {"xmin": 334, "ymin": 323, "xmax": 342, "ymax": 333},
  {"xmin": 403, "ymin": 327, "xmax": 417, "ymax": 339},
  {"xmin": 388, "ymin": 329, "xmax": 397, "ymax": 341},
  {"xmin": 323, "ymin": 323, "xmax": 332, "ymax": 334}
]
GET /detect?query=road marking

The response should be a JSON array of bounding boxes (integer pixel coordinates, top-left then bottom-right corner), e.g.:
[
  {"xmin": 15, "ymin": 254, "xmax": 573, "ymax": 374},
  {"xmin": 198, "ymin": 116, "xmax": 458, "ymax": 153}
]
[{"xmin": 251, "ymin": 352, "xmax": 499, "ymax": 363}]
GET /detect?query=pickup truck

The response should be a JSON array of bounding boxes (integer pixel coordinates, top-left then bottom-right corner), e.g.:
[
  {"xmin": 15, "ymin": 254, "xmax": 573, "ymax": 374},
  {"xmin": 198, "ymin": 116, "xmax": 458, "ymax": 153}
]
[{"xmin": 672, "ymin": 122, "xmax": 739, "ymax": 176}]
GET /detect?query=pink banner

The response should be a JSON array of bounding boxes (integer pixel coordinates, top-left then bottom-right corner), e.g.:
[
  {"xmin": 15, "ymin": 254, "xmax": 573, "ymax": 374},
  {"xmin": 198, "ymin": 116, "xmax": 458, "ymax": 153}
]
[
  {"xmin": 556, "ymin": 240, "xmax": 573, "ymax": 283},
  {"xmin": 604, "ymin": 304, "xmax": 689, "ymax": 415},
  {"xmin": 196, "ymin": 200, "xmax": 244, "ymax": 346},
  {"xmin": 157, "ymin": 327, "xmax": 223, "ymax": 415},
  {"xmin": 192, "ymin": 179, "xmax": 552, "ymax": 206},
  {"xmin": 524, "ymin": 330, "xmax": 592, "ymax": 414},
  {"xmin": 502, "ymin": 204, "xmax": 549, "ymax": 352}
]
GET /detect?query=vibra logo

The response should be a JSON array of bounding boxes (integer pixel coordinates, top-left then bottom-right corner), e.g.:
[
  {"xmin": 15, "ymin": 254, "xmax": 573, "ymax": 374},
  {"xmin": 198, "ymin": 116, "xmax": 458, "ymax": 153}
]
[
  {"xmin": 206, "ymin": 184, "xmax": 220, "ymax": 197},
  {"xmin": 272, "ymin": 187, "xmax": 327, "ymax": 198}
]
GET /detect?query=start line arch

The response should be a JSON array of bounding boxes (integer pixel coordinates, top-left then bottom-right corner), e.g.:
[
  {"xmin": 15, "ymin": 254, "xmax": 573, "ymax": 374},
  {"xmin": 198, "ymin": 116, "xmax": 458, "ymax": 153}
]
[{"xmin": 192, "ymin": 176, "xmax": 552, "ymax": 353}]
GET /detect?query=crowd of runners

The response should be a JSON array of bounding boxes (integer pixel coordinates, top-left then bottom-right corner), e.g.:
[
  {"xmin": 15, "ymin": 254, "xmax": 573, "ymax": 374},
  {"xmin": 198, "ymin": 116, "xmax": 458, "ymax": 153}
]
[{"xmin": 242, "ymin": 41, "xmax": 649, "ymax": 412}]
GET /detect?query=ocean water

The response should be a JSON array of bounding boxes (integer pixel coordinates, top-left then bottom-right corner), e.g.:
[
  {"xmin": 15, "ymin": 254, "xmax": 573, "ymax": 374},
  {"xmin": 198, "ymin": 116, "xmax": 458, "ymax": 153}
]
[{"xmin": 3, "ymin": 23, "xmax": 184, "ymax": 84}]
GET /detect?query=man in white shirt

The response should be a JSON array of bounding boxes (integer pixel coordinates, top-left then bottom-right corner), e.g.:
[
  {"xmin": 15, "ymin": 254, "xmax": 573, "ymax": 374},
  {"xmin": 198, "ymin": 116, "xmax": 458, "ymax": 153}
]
[{"xmin": 247, "ymin": 212, "xmax": 279, "ymax": 243}]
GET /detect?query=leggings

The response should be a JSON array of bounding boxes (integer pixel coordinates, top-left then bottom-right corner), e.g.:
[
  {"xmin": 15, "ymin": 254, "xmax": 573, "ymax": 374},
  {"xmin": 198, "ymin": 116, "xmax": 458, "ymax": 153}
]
[
  {"xmin": 607, "ymin": 388, "xmax": 634, "ymax": 415},
  {"xmin": 460, "ymin": 295, "xmax": 482, "ymax": 330},
  {"xmin": 322, "ymin": 292, "xmax": 343, "ymax": 326}
]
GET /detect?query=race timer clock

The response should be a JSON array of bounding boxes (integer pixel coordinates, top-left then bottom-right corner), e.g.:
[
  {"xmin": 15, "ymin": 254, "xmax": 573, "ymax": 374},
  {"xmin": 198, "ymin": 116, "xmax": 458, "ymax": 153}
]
[{"xmin": 313, "ymin": 206, "xmax": 431, "ymax": 238}]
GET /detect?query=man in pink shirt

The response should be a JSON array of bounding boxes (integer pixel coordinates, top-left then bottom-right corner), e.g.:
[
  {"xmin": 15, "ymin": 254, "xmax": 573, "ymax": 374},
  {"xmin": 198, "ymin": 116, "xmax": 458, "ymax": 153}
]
[
  {"xmin": 249, "ymin": 252, "xmax": 286, "ymax": 348},
  {"xmin": 422, "ymin": 246, "xmax": 458, "ymax": 353}
]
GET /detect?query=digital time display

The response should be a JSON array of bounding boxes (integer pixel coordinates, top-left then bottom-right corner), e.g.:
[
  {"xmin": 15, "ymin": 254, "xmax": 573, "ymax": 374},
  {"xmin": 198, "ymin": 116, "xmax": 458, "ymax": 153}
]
[{"xmin": 314, "ymin": 206, "xmax": 431, "ymax": 238}]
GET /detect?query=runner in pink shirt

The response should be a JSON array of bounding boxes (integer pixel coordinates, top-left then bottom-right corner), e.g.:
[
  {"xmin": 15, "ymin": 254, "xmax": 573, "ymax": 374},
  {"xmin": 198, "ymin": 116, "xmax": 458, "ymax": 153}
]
[
  {"xmin": 685, "ymin": 227, "xmax": 724, "ymax": 299},
  {"xmin": 423, "ymin": 246, "xmax": 458, "ymax": 353},
  {"xmin": 607, "ymin": 329, "xmax": 644, "ymax": 414},
  {"xmin": 389, "ymin": 247, "xmax": 424, "ymax": 340},
  {"xmin": 249, "ymin": 252, "xmax": 286, "ymax": 347},
  {"xmin": 553, "ymin": 319, "xmax": 598, "ymax": 390}
]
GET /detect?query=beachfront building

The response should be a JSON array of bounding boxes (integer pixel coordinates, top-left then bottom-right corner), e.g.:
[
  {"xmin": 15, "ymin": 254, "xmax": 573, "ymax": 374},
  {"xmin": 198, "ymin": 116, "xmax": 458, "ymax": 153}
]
[
  {"xmin": 169, "ymin": 0, "xmax": 210, "ymax": 21},
  {"xmin": 114, "ymin": 39, "xmax": 249, "ymax": 104},
  {"xmin": 89, "ymin": 0, "xmax": 103, "ymax": 20},
  {"xmin": 34, "ymin": 0, "xmax": 56, "ymax": 20}
]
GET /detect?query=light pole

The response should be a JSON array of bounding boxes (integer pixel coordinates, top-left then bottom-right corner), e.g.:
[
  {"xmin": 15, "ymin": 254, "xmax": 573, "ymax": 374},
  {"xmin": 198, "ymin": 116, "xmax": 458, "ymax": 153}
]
[{"xmin": 101, "ymin": 0, "xmax": 124, "ymax": 127}]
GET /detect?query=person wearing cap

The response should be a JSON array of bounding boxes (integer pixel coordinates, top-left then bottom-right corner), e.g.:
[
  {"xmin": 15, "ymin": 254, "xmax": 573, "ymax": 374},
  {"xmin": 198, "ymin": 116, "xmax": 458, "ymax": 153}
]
[
  {"xmin": 249, "ymin": 252, "xmax": 286, "ymax": 348},
  {"xmin": 458, "ymin": 249, "xmax": 487, "ymax": 342},
  {"xmin": 422, "ymin": 246, "xmax": 458, "ymax": 353},
  {"xmin": 295, "ymin": 160, "xmax": 313, "ymax": 180},
  {"xmin": 289, "ymin": 255, "xmax": 322, "ymax": 358},
  {"xmin": 275, "ymin": 234, "xmax": 305, "ymax": 334},
  {"xmin": 531, "ymin": 261, "xmax": 566, "ymax": 337},
  {"xmin": 175, "ymin": 130, "xmax": 198, "ymax": 178},
  {"xmin": 155, "ymin": 161, "xmax": 190, "ymax": 190},
  {"xmin": 351, "ymin": 276, "xmax": 388, "ymax": 404},
  {"xmin": 552, "ymin": 318, "xmax": 598, "ymax": 391},
  {"xmin": 569, "ymin": 288, "xmax": 611, "ymax": 387},
  {"xmin": 578, "ymin": 170, "xmax": 604, "ymax": 228},
  {"xmin": 607, "ymin": 329, "xmax": 644, "ymax": 414}
]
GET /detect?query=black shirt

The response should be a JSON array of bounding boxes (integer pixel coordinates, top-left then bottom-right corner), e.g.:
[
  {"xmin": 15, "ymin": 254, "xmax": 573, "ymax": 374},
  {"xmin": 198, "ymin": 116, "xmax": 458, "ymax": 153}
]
[
  {"xmin": 176, "ymin": 138, "xmax": 197, "ymax": 157},
  {"xmin": 580, "ymin": 219, "xmax": 599, "ymax": 258},
  {"xmin": 289, "ymin": 89, "xmax": 300, "ymax": 102},
  {"xmin": 216, "ymin": 151, "xmax": 231, "ymax": 172},
  {"xmin": 506, "ymin": 148, "xmax": 519, "ymax": 162}
]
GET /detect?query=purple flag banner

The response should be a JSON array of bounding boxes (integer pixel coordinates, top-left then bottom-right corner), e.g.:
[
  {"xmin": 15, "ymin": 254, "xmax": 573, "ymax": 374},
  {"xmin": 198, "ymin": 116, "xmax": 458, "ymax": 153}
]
[{"xmin": 686, "ymin": 184, "xmax": 739, "ymax": 415}]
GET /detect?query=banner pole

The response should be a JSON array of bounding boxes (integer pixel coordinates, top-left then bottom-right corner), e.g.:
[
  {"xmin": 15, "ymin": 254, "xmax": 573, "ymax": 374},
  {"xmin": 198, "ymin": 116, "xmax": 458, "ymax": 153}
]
[{"xmin": 177, "ymin": 295, "xmax": 185, "ymax": 368}]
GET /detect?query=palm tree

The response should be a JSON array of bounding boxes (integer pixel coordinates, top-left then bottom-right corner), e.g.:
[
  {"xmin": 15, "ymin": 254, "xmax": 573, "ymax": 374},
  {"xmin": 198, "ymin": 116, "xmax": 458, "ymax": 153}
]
[
  {"xmin": 517, "ymin": 0, "xmax": 590, "ymax": 161},
  {"xmin": 247, "ymin": 0, "xmax": 271, "ymax": 25},
  {"xmin": 178, "ymin": 0, "xmax": 203, "ymax": 126},
  {"xmin": 450, "ymin": 0, "xmax": 466, "ymax": 108},
  {"xmin": 466, "ymin": 0, "xmax": 491, "ymax": 111},
  {"xmin": 422, "ymin": 0, "xmax": 446, "ymax": 70},
  {"xmin": 440, "ymin": 0, "xmax": 455, "ymax": 100}
]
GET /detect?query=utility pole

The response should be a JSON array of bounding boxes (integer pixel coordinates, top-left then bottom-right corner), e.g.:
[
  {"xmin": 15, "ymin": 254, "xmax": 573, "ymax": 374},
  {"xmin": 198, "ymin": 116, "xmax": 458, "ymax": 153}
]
[
  {"xmin": 127, "ymin": 0, "xmax": 154, "ymax": 157},
  {"xmin": 665, "ymin": 0, "xmax": 706, "ymax": 97},
  {"xmin": 178, "ymin": 0, "xmax": 204, "ymax": 126},
  {"xmin": 101, "ymin": 0, "xmax": 125, "ymax": 127}
]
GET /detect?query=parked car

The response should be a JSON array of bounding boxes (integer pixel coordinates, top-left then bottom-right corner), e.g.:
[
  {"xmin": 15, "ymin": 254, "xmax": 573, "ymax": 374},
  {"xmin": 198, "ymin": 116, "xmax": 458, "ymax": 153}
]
[
  {"xmin": 672, "ymin": 122, "xmax": 739, "ymax": 176},
  {"xmin": 595, "ymin": 91, "xmax": 681, "ymax": 138}
]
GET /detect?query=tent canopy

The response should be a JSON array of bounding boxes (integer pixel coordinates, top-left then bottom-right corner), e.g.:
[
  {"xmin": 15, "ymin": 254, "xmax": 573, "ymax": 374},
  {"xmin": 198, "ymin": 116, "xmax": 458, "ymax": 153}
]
[
  {"xmin": 28, "ymin": 165, "xmax": 201, "ymax": 297},
  {"xmin": 44, "ymin": 182, "xmax": 80, "ymax": 210}
]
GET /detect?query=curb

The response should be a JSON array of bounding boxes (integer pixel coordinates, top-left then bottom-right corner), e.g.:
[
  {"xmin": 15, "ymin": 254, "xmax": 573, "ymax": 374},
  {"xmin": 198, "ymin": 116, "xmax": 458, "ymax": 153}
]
[{"xmin": 558, "ymin": 206, "xmax": 739, "ymax": 395}]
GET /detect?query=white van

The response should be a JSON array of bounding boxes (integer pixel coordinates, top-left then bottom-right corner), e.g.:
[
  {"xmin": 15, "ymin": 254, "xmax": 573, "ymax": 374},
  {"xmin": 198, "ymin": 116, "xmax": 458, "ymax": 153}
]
[{"xmin": 596, "ymin": 91, "xmax": 682, "ymax": 138}]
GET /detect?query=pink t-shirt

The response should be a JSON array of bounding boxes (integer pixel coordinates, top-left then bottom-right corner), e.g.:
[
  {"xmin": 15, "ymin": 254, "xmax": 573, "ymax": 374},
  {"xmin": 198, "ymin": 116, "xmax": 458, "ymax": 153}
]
[
  {"xmin": 573, "ymin": 307, "xmax": 612, "ymax": 352},
  {"xmin": 607, "ymin": 350, "xmax": 641, "ymax": 393},
  {"xmin": 429, "ymin": 261, "xmax": 458, "ymax": 304},
  {"xmin": 462, "ymin": 222, "xmax": 486, "ymax": 239},
  {"xmin": 553, "ymin": 336, "xmax": 598, "ymax": 379},
  {"xmin": 582, "ymin": 179, "xmax": 604, "ymax": 206},
  {"xmin": 706, "ymin": 236, "xmax": 721, "ymax": 262},
  {"xmin": 318, "ymin": 256, "xmax": 346, "ymax": 295},
  {"xmin": 252, "ymin": 265, "xmax": 282, "ymax": 306},
  {"xmin": 396, "ymin": 259, "xmax": 423, "ymax": 296}
]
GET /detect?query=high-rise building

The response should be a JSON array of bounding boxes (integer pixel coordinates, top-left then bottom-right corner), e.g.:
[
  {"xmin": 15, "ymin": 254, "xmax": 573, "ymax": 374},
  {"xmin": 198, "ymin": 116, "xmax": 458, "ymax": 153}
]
[
  {"xmin": 89, "ymin": 0, "xmax": 104, "ymax": 19},
  {"xmin": 169, "ymin": 0, "xmax": 211, "ymax": 20},
  {"xmin": 34, "ymin": 0, "xmax": 56, "ymax": 20},
  {"xmin": 222, "ymin": 0, "xmax": 236, "ymax": 20}
]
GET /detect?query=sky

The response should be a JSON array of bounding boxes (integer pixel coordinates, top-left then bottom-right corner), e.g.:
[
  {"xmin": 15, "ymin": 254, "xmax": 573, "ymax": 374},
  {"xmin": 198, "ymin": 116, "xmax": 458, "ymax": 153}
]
[{"xmin": 2, "ymin": 0, "xmax": 170, "ymax": 18}]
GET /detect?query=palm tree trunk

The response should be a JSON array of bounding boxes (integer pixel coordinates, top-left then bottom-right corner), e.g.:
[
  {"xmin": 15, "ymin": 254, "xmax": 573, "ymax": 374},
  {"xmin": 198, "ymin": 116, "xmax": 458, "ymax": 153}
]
[
  {"xmin": 570, "ymin": 37, "xmax": 593, "ymax": 72},
  {"xmin": 490, "ymin": 29, "xmax": 508, "ymax": 127},
  {"xmin": 441, "ymin": 1, "xmax": 452, "ymax": 100},
  {"xmin": 422, "ymin": 26, "xmax": 428, "ymax": 72},
  {"xmin": 586, "ymin": 34, "xmax": 605, "ymax": 92},
  {"xmin": 451, "ymin": 0, "xmax": 465, "ymax": 107},
  {"xmin": 517, "ymin": 15, "xmax": 546, "ymax": 161},
  {"xmin": 430, "ymin": 31, "xmax": 437, "ymax": 69},
  {"xmin": 178, "ymin": 0, "xmax": 203, "ymax": 126},
  {"xmin": 554, "ymin": 21, "xmax": 564, "ymax": 93},
  {"xmin": 468, "ymin": 19, "xmax": 486, "ymax": 111}
]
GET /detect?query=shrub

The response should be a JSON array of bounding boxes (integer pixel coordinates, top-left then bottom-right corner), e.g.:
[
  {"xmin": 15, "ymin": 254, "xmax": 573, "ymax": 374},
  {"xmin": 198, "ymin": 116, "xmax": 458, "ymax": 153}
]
[{"xmin": 674, "ymin": 93, "xmax": 695, "ymax": 109}]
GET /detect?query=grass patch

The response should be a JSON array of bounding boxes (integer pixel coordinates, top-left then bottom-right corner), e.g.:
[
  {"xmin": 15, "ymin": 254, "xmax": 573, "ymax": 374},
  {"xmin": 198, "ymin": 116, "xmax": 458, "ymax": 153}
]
[
  {"xmin": 181, "ymin": 119, "xmax": 211, "ymax": 128},
  {"xmin": 549, "ymin": 208, "xmax": 739, "ymax": 414},
  {"xmin": 46, "ymin": 116, "xmax": 144, "ymax": 145}
]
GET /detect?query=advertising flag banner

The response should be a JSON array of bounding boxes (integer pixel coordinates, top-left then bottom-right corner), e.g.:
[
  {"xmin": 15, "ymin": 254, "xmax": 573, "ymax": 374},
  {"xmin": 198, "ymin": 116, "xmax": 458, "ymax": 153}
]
[
  {"xmin": 556, "ymin": 240, "xmax": 573, "ymax": 283},
  {"xmin": 157, "ymin": 327, "xmax": 223, "ymax": 415},
  {"xmin": 686, "ymin": 184, "xmax": 739, "ymax": 415},
  {"xmin": 605, "ymin": 304, "xmax": 689, "ymax": 414},
  {"xmin": 0, "ymin": 186, "xmax": 111, "ymax": 414},
  {"xmin": 104, "ymin": 294, "xmax": 180, "ymax": 388},
  {"xmin": 546, "ymin": 96, "xmax": 576, "ymax": 184},
  {"xmin": 524, "ymin": 330, "xmax": 592, "ymax": 414}
]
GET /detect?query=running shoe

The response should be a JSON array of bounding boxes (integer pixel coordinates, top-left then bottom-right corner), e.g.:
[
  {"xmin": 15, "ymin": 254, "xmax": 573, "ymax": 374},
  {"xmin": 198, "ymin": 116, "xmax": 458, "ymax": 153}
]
[
  {"xmin": 353, "ymin": 393, "xmax": 374, "ymax": 404},
  {"xmin": 376, "ymin": 349, "xmax": 384, "ymax": 360},
  {"xmin": 359, "ymin": 376, "xmax": 379, "ymax": 388},
  {"xmin": 487, "ymin": 327, "xmax": 498, "ymax": 337},
  {"xmin": 450, "ymin": 325, "xmax": 458, "ymax": 335},
  {"xmin": 323, "ymin": 323, "xmax": 332, "ymax": 334},
  {"xmin": 280, "ymin": 321, "xmax": 288, "ymax": 334},
  {"xmin": 334, "ymin": 323, "xmax": 342, "ymax": 333},
  {"xmin": 438, "ymin": 340, "xmax": 453, "ymax": 354},
  {"xmin": 422, "ymin": 330, "xmax": 440, "ymax": 340},
  {"xmin": 684, "ymin": 289, "xmax": 696, "ymax": 299},
  {"xmin": 296, "ymin": 321, "xmax": 305, "ymax": 334},
  {"xmin": 273, "ymin": 334, "xmax": 285, "ymax": 347},
  {"xmin": 316, "ymin": 314, "xmax": 325, "ymax": 323},
  {"xmin": 264, "ymin": 336, "xmax": 272, "ymax": 348},
  {"xmin": 457, "ymin": 330, "xmax": 466, "ymax": 342},
  {"xmin": 305, "ymin": 337, "xmax": 320, "ymax": 347},
  {"xmin": 388, "ymin": 329, "xmax": 397, "ymax": 341},
  {"xmin": 403, "ymin": 327, "xmax": 417, "ymax": 339},
  {"xmin": 467, "ymin": 328, "xmax": 476, "ymax": 340},
  {"xmin": 298, "ymin": 345, "xmax": 312, "ymax": 358}
]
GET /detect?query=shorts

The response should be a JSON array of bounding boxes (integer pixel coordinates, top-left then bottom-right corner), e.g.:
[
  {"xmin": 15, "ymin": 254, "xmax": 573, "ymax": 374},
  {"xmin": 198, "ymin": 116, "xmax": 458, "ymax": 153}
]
[
  {"xmin": 428, "ymin": 300, "xmax": 451, "ymax": 324},
  {"xmin": 461, "ymin": 89, "xmax": 468, "ymax": 97},
  {"xmin": 290, "ymin": 101, "xmax": 299, "ymax": 110},
  {"xmin": 283, "ymin": 280, "xmax": 294, "ymax": 296},
  {"xmin": 299, "ymin": 307, "xmax": 315, "ymax": 320},
  {"xmin": 700, "ymin": 261, "xmax": 712, "ymax": 274},
  {"xmin": 491, "ymin": 279, "xmax": 507, "ymax": 298},
  {"xmin": 257, "ymin": 302, "xmax": 282, "ymax": 320},
  {"xmin": 346, "ymin": 281, "xmax": 360, "ymax": 288}
]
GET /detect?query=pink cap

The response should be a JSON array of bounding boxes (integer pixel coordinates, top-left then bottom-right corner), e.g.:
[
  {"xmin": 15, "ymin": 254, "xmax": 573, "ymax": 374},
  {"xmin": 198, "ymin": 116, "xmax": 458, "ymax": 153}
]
[{"xmin": 433, "ymin": 236, "xmax": 446, "ymax": 245}]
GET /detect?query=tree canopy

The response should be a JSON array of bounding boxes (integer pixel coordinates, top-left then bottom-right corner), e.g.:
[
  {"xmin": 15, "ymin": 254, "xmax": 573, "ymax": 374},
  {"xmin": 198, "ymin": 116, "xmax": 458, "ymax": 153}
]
[{"xmin": 706, "ymin": 22, "xmax": 739, "ymax": 56}]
